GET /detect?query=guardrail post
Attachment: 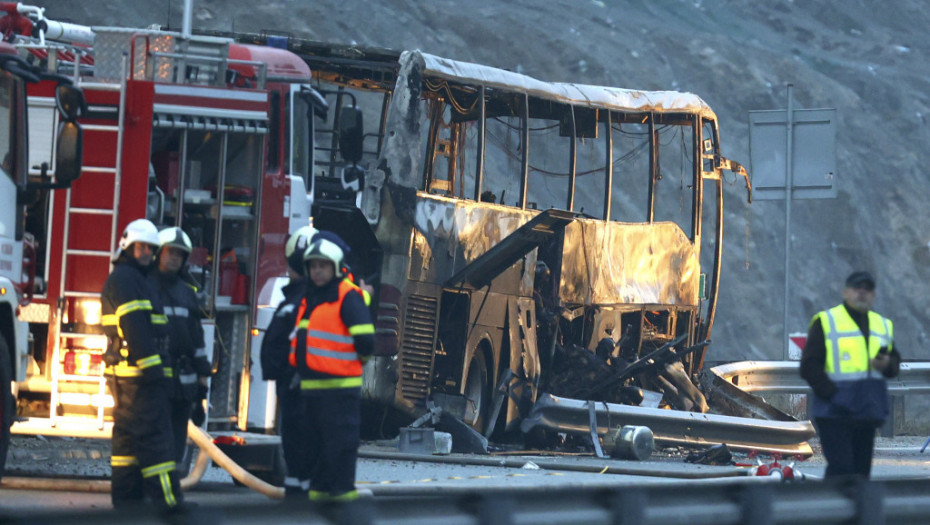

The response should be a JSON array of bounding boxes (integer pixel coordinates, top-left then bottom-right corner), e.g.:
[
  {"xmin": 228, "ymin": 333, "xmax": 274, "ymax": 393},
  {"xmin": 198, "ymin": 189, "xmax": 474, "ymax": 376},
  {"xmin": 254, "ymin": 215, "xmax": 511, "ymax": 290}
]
[
  {"xmin": 475, "ymin": 494, "xmax": 516, "ymax": 525},
  {"xmin": 328, "ymin": 498, "xmax": 377, "ymax": 525},
  {"xmin": 855, "ymin": 480, "xmax": 885, "ymax": 525},
  {"xmin": 608, "ymin": 488, "xmax": 646, "ymax": 525},
  {"xmin": 739, "ymin": 485, "xmax": 774, "ymax": 525}
]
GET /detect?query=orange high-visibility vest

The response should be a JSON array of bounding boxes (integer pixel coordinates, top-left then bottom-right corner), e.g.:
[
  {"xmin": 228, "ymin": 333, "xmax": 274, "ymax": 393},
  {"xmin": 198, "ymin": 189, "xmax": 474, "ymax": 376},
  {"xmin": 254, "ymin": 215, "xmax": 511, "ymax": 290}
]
[{"xmin": 289, "ymin": 280, "xmax": 362, "ymax": 377}]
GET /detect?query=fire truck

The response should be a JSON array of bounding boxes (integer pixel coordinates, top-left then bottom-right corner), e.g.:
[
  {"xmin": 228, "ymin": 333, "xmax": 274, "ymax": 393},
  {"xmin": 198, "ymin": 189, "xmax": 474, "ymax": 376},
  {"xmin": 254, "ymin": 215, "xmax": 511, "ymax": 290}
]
[
  {"xmin": 1, "ymin": 4, "xmax": 332, "ymax": 464},
  {"xmin": 0, "ymin": 5, "xmax": 85, "ymax": 480}
]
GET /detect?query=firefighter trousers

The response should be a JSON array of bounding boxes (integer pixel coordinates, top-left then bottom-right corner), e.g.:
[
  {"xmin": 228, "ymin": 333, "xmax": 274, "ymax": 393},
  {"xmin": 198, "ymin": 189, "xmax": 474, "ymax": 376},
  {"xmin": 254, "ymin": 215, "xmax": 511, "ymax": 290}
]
[
  {"xmin": 109, "ymin": 376, "xmax": 183, "ymax": 509},
  {"xmin": 277, "ymin": 377, "xmax": 307, "ymax": 499},
  {"xmin": 300, "ymin": 388, "xmax": 360, "ymax": 501},
  {"xmin": 170, "ymin": 394, "xmax": 193, "ymax": 466}
]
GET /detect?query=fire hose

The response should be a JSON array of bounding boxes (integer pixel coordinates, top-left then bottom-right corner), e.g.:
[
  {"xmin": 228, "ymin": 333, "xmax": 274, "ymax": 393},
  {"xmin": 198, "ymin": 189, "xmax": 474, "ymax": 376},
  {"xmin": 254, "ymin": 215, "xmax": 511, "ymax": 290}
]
[
  {"xmin": 1, "ymin": 422, "xmax": 285, "ymax": 499},
  {"xmin": 183, "ymin": 422, "xmax": 283, "ymax": 498}
]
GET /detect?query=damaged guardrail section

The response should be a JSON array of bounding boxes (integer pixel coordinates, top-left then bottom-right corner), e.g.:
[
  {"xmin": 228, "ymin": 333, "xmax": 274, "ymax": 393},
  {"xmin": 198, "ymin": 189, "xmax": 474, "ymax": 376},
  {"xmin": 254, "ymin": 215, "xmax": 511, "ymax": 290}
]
[{"xmin": 521, "ymin": 394, "xmax": 815, "ymax": 456}]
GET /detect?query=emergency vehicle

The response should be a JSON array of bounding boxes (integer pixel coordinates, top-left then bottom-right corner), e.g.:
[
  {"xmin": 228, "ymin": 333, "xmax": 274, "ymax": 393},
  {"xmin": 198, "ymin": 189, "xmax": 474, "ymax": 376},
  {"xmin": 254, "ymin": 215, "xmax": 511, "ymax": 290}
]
[
  {"xmin": 0, "ymin": 4, "xmax": 331, "ymax": 459},
  {"xmin": 0, "ymin": 4, "xmax": 85, "ymax": 480}
]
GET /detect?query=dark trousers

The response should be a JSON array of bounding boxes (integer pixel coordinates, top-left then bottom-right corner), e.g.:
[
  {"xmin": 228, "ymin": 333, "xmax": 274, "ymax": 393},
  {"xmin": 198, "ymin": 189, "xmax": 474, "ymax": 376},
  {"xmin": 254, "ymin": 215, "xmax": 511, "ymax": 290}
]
[
  {"xmin": 170, "ymin": 394, "xmax": 192, "ymax": 465},
  {"xmin": 815, "ymin": 417, "xmax": 879, "ymax": 479},
  {"xmin": 277, "ymin": 377, "xmax": 306, "ymax": 498},
  {"xmin": 109, "ymin": 376, "xmax": 183, "ymax": 509},
  {"xmin": 300, "ymin": 388, "xmax": 361, "ymax": 500}
]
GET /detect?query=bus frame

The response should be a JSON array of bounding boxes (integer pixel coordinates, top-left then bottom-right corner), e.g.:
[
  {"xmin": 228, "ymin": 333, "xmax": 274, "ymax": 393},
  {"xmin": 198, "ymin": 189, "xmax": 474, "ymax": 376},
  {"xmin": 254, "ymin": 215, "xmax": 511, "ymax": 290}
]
[{"xmin": 297, "ymin": 46, "xmax": 751, "ymax": 436}]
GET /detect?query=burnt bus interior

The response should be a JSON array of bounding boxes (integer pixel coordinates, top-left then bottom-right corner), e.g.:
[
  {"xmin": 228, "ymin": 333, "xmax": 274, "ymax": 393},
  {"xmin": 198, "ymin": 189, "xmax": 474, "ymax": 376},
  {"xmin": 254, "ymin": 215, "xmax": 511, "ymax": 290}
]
[{"xmin": 295, "ymin": 45, "xmax": 721, "ymax": 435}]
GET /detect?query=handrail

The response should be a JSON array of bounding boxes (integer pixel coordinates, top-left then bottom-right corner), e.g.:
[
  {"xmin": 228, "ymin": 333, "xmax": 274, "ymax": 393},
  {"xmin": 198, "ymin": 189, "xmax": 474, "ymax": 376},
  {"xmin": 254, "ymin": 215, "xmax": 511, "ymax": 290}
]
[{"xmin": 128, "ymin": 32, "xmax": 267, "ymax": 87}]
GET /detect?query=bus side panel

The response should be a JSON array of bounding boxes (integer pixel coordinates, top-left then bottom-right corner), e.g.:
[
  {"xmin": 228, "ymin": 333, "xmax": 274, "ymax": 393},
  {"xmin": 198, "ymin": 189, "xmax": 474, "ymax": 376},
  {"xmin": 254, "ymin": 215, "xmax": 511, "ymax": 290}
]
[{"xmin": 559, "ymin": 220, "xmax": 700, "ymax": 308}]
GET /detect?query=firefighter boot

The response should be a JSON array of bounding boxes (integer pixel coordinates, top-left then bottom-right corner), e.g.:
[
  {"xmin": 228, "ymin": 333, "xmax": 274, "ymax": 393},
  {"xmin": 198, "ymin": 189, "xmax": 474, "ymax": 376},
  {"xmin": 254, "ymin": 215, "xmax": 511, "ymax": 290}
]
[{"xmin": 141, "ymin": 461, "xmax": 184, "ymax": 510}]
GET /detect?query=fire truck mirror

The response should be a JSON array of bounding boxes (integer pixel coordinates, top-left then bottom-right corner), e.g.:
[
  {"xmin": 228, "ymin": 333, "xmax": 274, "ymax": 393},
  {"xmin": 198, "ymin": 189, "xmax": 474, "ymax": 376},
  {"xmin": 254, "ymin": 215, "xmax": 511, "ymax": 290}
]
[
  {"xmin": 55, "ymin": 121, "xmax": 83, "ymax": 184},
  {"xmin": 338, "ymin": 106, "xmax": 364, "ymax": 164},
  {"xmin": 55, "ymin": 84, "xmax": 86, "ymax": 121}
]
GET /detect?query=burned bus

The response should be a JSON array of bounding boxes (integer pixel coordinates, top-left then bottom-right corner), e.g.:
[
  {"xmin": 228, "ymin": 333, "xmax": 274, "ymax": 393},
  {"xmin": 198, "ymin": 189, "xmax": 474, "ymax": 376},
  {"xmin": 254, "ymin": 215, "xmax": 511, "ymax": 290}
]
[{"xmin": 277, "ymin": 43, "xmax": 751, "ymax": 437}]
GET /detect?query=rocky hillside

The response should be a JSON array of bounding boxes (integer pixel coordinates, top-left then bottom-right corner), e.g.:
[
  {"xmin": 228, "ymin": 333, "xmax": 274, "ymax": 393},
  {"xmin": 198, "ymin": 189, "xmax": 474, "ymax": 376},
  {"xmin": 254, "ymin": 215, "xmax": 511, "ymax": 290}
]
[{"xmin": 39, "ymin": 0, "xmax": 930, "ymax": 363}]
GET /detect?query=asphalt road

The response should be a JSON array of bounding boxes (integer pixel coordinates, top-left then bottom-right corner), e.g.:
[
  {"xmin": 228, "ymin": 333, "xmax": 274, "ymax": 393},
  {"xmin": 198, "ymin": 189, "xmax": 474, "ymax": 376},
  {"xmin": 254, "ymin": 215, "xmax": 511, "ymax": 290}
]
[{"xmin": 2, "ymin": 435, "xmax": 929, "ymax": 516}]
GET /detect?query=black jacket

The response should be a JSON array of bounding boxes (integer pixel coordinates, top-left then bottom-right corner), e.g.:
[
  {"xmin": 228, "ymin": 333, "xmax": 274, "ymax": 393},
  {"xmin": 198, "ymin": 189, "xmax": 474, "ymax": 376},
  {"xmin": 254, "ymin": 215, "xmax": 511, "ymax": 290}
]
[
  {"xmin": 149, "ymin": 270, "xmax": 211, "ymax": 382},
  {"xmin": 101, "ymin": 255, "xmax": 167, "ymax": 381},
  {"xmin": 260, "ymin": 280, "xmax": 306, "ymax": 382}
]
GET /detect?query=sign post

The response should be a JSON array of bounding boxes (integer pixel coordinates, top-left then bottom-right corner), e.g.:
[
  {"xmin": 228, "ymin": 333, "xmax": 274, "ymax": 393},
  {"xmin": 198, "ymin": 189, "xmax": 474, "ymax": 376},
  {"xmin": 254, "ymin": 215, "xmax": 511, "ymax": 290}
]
[{"xmin": 749, "ymin": 85, "xmax": 836, "ymax": 360}]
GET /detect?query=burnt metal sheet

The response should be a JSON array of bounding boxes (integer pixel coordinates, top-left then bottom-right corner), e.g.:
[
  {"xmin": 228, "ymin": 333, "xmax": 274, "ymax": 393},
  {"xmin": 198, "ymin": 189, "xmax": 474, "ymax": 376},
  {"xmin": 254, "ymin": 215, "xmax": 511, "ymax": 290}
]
[
  {"xmin": 559, "ymin": 220, "xmax": 700, "ymax": 306},
  {"xmin": 709, "ymin": 360, "xmax": 930, "ymax": 395},
  {"xmin": 410, "ymin": 195, "xmax": 538, "ymax": 293},
  {"xmin": 445, "ymin": 208, "xmax": 574, "ymax": 289},
  {"xmin": 521, "ymin": 393, "xmax": 815, "ymax": 456}
]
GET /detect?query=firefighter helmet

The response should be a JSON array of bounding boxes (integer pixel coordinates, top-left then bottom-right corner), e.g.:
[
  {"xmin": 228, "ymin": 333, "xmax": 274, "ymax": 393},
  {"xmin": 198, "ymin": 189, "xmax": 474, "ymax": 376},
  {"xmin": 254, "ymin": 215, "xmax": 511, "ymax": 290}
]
[
  {"xmin": 117, "ymin": 219, "xmax": 160, "ymax": 253},
  {"xmin": 157, "ymin": 227, "xmax": 193, "ymax": 254},
  {"xmin": 303, "ymin": 237, "xmax": 345, "ymax": 278},
  {"xmin": 285, "ymin": 225, "xmax": 318, "ymax": 276}
]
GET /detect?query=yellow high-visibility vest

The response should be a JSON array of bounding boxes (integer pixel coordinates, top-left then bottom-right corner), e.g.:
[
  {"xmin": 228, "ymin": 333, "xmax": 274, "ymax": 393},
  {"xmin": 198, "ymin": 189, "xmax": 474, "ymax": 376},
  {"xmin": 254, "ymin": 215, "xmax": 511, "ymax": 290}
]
[{"xmin": 815, "ymin": 304, "xmax": 893, "ymax": 381}]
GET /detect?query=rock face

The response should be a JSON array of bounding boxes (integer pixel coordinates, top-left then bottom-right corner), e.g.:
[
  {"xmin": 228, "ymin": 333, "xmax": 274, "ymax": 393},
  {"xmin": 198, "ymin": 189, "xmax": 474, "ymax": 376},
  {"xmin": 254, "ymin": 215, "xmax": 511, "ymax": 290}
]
[{"xmin": 37, "ymin": 0, "xmax": 930, "ymax": 365}]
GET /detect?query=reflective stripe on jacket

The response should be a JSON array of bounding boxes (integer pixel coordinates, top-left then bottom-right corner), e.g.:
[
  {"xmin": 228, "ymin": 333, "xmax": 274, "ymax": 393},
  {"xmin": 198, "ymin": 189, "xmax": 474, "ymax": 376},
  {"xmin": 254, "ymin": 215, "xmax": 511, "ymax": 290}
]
[
  {"xmin": 818, "ymin": 304, "xmax": 893, "ymax": 381},
  {"xmin": 289, "ymin": 279, "xmax": 364, "ymax": 379}
]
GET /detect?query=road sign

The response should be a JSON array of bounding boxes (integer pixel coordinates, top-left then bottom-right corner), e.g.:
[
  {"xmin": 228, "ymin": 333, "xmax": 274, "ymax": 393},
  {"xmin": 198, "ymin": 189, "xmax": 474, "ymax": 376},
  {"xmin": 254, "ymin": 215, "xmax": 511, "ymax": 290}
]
[
  {"xmin": 788, "ymin": 333, "xmax": 807, "ymax": 360},
  {"xmin": 749, "ymin": 108, "xmax": 837, "ymax": 200}
]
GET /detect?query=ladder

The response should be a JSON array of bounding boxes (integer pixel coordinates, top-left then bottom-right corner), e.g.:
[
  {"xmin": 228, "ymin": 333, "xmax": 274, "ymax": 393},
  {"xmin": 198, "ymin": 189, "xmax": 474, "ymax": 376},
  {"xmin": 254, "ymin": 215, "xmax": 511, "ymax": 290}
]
[{"xmin": 48, "ymin": 80, "xmax": 126, "ymax": 430}]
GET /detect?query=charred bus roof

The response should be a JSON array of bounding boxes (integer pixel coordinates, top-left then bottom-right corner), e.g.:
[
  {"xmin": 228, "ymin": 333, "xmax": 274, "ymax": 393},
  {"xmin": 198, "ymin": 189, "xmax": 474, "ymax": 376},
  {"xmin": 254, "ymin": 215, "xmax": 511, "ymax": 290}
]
[{"xmin": 206, "ymin": 32, "xmax": 717, "ymax": 122}]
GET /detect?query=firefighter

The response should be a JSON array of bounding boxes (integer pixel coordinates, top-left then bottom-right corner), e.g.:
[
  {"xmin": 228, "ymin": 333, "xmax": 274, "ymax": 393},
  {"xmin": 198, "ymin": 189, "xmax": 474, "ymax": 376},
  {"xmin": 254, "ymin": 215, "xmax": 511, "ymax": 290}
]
[
  {"xmin": 101, "ymin": 218, "xmax": 183, "ymax": 510},
  {"xmin": 150, "ymin": 227, "xmax": 212, "ymax": 469},
  {"xmin": 262, "ymin": 226, "xmax": 371, "ymax": 499},
  {"xmin": 260, "ymin": 224, "xmax": 317, "ymax": 499},
  {"xmin": 290, "ymin": 234, "xmax": 374, "ymax": 502}
]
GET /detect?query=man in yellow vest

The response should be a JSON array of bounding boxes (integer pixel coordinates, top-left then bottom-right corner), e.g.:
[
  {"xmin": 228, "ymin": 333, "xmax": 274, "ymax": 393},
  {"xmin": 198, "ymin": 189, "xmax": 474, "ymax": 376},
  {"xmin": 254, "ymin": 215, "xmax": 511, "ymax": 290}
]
[{"xmin": 800, "ymin": 271, "xmax": 901, "ymax": 479}]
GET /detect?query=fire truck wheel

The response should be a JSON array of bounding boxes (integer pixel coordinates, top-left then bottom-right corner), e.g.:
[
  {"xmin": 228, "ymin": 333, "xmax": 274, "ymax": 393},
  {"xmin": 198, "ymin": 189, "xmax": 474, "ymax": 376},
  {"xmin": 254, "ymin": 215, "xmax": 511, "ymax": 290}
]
[
  {"xmin": 0, "ymin": 335, "xmax": 13, "ymax": 483},
  {"xmin": 463, "ymin": 349, "xmax": 490, "ymax": 434}
]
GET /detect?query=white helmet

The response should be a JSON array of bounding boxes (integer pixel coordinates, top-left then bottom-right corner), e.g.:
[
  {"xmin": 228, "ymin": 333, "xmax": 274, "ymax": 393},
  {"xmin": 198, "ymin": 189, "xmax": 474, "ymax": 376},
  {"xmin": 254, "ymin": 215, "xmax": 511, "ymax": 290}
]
[
  {"xmin": 157, "ymin": 227, "xmax": 193, "ymax": 254},
  {"xmin": 285, "ymin": 225, "xmax": 318, "ymax": 276},
  {"xmin": 303, "ymin": 237, "xmax": 344, "ymax": 278},
  {"xmin": 118, "ymin": 219, "xmax": 160, "ymax": 253}
]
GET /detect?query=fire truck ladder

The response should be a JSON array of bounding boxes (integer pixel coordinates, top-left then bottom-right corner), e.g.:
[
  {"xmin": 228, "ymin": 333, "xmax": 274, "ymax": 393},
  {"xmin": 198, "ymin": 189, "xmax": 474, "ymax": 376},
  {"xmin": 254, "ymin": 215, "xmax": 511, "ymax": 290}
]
[{"xmin": 49, "ymin": 80, "xmax": 127, "ymax": 431}]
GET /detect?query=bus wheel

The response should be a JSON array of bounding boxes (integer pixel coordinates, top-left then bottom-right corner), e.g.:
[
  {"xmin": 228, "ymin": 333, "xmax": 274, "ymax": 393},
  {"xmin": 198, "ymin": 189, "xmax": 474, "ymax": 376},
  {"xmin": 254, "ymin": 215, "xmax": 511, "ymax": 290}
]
[
  {"xmin": 463, "ymin": 349, "xmax": 489, "ymax": 434},
  {"xmin": 0, "ymin": 336, "xmax": 13, "ymax": 483}
]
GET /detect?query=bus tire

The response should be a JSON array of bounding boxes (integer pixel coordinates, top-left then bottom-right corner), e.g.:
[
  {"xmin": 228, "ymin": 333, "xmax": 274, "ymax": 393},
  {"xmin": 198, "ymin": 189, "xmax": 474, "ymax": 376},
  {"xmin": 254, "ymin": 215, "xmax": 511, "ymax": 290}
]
[
  {"xmin": 0, "ymin": 335, "xmax": 13, "ymax": 483},
  {"xmin": 463, "ymin": 348, "xmax": 490, "ymax": 434}
]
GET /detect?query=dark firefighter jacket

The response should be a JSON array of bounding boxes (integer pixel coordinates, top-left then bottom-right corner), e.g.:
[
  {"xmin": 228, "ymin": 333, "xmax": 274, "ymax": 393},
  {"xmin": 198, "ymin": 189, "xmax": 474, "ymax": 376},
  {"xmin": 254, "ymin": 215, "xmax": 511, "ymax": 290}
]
[
  {"xmin": 101, "ymin": 255, "xmax": 168, "ymax": 381},
  {"xmin": 149, "ymin": 270, "xmax": 211, "ymax": 395},
  {"xmin": 289, "ymin": 278, "xmax": 374, "ymax": 391},
  {"xmin": 801, "ymin": 302, "xmax": 901, "ymax": 422},
  {"xmin": 260, "ymin": 280, "xmax": 306, "ymax": 383}
]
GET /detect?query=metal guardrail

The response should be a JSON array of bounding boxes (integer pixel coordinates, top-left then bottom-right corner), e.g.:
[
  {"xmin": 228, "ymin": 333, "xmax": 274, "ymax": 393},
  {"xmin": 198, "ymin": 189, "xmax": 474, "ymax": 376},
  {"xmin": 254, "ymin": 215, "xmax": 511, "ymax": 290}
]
[
  {"xmin": 709, "ymin": 361, "xmax": 930, "ymax": 395},
  {"xmin": 521, "ymin": 394, "xmax": 815, "ymax": 456},
  {"xmin": 4, "ymin": 477, "xmax": 929, "ymax": 524}
]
